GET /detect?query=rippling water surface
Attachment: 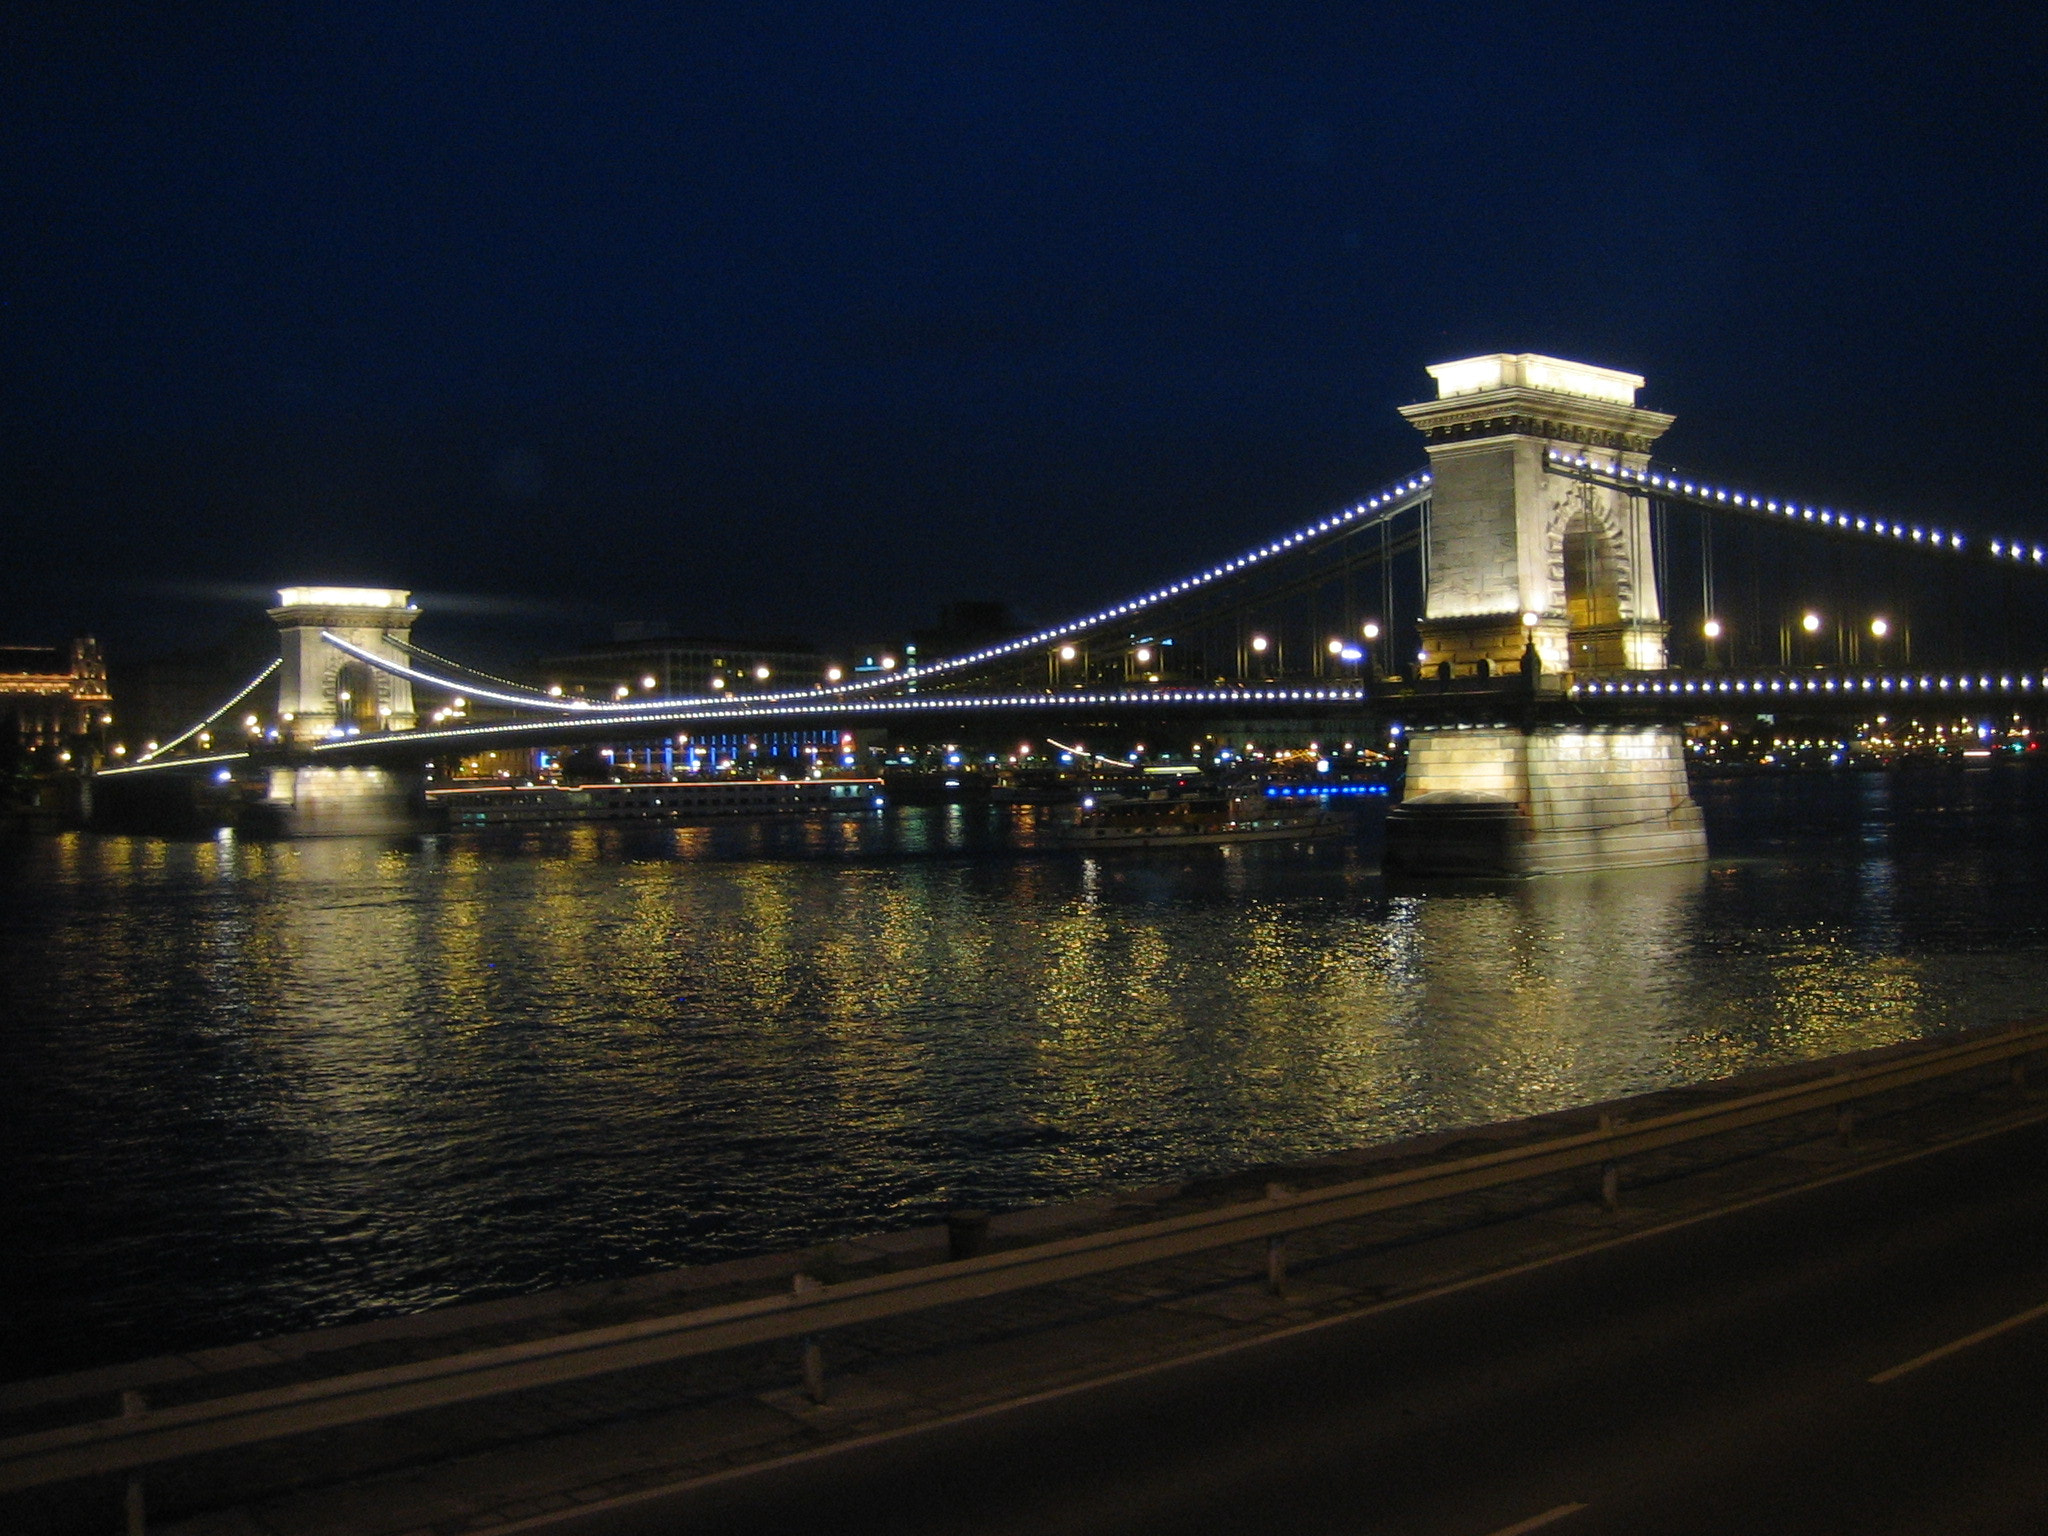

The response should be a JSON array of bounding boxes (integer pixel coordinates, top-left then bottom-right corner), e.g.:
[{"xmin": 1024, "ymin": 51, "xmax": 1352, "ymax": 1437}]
[{"xmin": 7, "ymin": 771, "xmax": 2048, "ymax": 1379}]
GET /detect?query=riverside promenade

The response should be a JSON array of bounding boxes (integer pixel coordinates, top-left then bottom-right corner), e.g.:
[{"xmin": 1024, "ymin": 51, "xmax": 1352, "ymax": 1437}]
[{"xmin": 10, "ymin": 1024, "xmax": 2048, "ymax": 1536}]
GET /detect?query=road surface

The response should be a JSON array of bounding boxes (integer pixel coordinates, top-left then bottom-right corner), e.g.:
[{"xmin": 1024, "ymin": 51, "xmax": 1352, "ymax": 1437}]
[{"xmin": 543, "ymin": 1113, "xmax": 2048, "ymax": 1535}]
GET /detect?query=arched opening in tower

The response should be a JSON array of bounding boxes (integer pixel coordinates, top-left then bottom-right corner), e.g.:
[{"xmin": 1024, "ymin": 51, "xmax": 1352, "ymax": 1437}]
[
  {"xmin": 1563, "ymin": 513, "xmax": 1627, "ymax": 671},
  {"xmin": 333, "ymin": 662, "xmax": 380, "ymax": 731}
]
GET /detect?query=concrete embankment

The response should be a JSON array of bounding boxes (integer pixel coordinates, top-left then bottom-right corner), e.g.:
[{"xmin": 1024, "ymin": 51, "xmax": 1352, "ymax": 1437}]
[{"xmin": 7, "ymin": 1022, "xmax": 2046, "ymax": 1535}]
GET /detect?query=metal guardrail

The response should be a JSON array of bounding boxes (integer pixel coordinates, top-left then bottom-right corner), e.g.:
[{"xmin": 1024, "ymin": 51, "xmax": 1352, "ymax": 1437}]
[{"xmin": 6, "ymin": 1018, "xmax": 2046, "ymax": 1496}]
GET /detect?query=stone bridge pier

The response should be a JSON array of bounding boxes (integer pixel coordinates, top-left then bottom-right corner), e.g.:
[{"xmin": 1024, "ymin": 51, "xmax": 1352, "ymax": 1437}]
[{"xmin": 1387, "ymin": 355, "xmax": 1708, "ymax": 875}]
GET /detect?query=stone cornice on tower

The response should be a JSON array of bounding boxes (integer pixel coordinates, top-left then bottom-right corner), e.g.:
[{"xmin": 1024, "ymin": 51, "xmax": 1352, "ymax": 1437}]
[
  {"xmin": 1397, "ymin": 392, "xmax": 1675, "ymax": 455},
  {"xmin": 1398, "ymin": 352, "xmax": 1673, "ymax": 455},
  {"xmin": 265, "ymin": 602, "xmax": 423, "ymax": 630}
]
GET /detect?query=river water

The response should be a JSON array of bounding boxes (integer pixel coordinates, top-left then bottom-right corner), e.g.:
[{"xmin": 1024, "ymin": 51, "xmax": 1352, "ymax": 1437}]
[{"xmin": 7, "ymin": 770, "xmax": 2048, "ymax": 1381}]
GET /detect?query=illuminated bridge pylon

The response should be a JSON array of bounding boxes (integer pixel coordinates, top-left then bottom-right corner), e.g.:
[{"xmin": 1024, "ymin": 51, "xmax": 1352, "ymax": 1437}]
[
  {"xmin": 270, "ymin": 586, "xmax": 420, "ymax": 744},
  {"xmin": 1388, "ymin": 354, "xmax": 1705, "ymax": 876}
]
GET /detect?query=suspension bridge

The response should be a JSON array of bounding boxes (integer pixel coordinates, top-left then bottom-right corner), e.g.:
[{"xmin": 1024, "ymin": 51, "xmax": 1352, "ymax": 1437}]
[{"xmin": 97, "ymin": 353, "xmax": 2048, "ymax": 871}]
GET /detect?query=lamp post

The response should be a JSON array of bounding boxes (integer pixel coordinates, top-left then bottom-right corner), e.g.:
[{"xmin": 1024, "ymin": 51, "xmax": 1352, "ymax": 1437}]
[{"xmin": 1800, "ymin": 610, "xmax": 1826, "ymax": 668}]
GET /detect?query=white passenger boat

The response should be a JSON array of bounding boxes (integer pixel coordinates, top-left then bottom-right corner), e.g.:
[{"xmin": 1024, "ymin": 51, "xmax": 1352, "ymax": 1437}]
[
  {"xmin": 1062, "ymin": 789, "xmax": 1344, "ymax": 848},
  {"xmin": 429, "ymin": 778, "xmax": 880, "ymax": 827}
]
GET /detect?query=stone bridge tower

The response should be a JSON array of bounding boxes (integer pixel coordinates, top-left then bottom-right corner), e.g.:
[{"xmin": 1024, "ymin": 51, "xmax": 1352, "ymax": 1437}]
[
  {"xmin": 268, "ymin": 587, "xmax": 420, "ymax": 747},
  {"xmin": 1399, "ymin": 354, "xmax": 1673, "ymax": 679},
  {"xmin": 1387, "ymin": 355, "xmax": 1706, "ymax": 876}
]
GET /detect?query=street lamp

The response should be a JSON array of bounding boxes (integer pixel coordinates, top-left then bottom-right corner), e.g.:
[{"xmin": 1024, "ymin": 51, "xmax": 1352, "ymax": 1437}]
[
  {"xmin": 1870, "ymin": 617, "xmax": 1890, "ymax": 638},
  {"xmin": 1801, "ymin": 612, "xmax": 1823, "ymax": 634}
]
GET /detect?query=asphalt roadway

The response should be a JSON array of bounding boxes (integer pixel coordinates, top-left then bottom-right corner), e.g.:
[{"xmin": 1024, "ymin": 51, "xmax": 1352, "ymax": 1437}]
[{"xmin": 539, "ymin": 1113, "xmax": 2048, "ymax": 1536}]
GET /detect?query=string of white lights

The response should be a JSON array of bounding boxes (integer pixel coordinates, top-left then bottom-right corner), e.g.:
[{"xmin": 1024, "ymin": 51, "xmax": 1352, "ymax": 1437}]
[
  {"xmin": 1569, "ymin": 672, "xmax": 2046, "ymax": 697},
  {"xmin": 135, "ymin": 659, "xmax": 281, "ymax": 762},
  {"xmin": 396, "ymin": 641, "xmax": 566, "ymax": 703},
  {"xmin": 320, "ymin": 634, "xmax": 589, "ymax": 712},
  {"xmin": 868, "ymin": 472, "xmax": 1432, "ymax": 689},
  {"xmin": 601, "ymin": 465, "xmax": 1432, "ymax": 709},
  {"xmin": 99, "ymin": 750, "xmax": 252, "ymax": 778},
  {"xmin": 308, "ymin": 686, "xmax": 1377, "ymax": 754},
  {"xmin": 322, "ymin": 470, "xmax": 1435, "ymax": 715},
  {"xmin": 1545, "ymin": 449, "xmax": 2048, "ymax": 565}
]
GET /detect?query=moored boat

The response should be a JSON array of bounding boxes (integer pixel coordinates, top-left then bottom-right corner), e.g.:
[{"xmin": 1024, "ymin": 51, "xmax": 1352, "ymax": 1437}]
[
  {"xmin": 1061, "ymin": 788, "xmax": 1343, "ymax": 848},
  {"xmin": 428, "ymin": 778, "xmax": 881, "ymax": 827}
]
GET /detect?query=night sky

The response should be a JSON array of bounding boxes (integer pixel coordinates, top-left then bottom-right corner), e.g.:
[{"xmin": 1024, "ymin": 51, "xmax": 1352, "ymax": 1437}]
[{"xmin": 7, "ymin": 4, "xmax": 2046, "ymax": 663}]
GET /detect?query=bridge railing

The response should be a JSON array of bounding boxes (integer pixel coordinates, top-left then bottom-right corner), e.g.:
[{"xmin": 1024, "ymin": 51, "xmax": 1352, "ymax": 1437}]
[{"xmin": 3, "ymin": 1017, "xmax": 2045, "ymax": 1503}]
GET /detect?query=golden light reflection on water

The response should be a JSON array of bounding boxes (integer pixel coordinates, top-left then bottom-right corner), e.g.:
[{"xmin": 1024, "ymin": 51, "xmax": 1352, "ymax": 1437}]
[{"xmin": 9, "ymin": 778, "xmax": 2048, "ymax": 1371}]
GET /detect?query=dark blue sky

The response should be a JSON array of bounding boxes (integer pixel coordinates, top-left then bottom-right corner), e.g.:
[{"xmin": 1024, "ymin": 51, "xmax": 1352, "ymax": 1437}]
[{"xmin": 6, "ymin": 3, "xmax": 2046, "ymax": 659}]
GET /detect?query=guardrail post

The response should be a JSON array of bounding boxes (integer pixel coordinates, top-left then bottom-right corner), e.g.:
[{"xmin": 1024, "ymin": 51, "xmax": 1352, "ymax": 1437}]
[
  {"xmin": 120, "ymin": 1391, "xmax": 146, "ymax": 1535},
  {"xmin": 945, "ymin": 1209, "xmax": 991, "ymax": 1261},
  {"xmin": 1264, "ymin": 1183, "xmax": 1289, "ymax": 1295},
  {"xmin": 792, "ymin": 1275, "xmax": 827, "ymax": 1406},
  {"xmin": 1596, "ymin": 1113, "xmax": 1621, "ymax": 1211}
]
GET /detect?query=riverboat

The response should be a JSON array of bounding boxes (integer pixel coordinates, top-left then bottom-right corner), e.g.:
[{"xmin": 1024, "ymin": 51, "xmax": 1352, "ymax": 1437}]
[
  {"xmin": 429, "ymin": 778, "xmax": 881, "ymax": 827},
  {"xmin": 1061, "ymin": 789, "xmax": 1344, "ymax": 848}
]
